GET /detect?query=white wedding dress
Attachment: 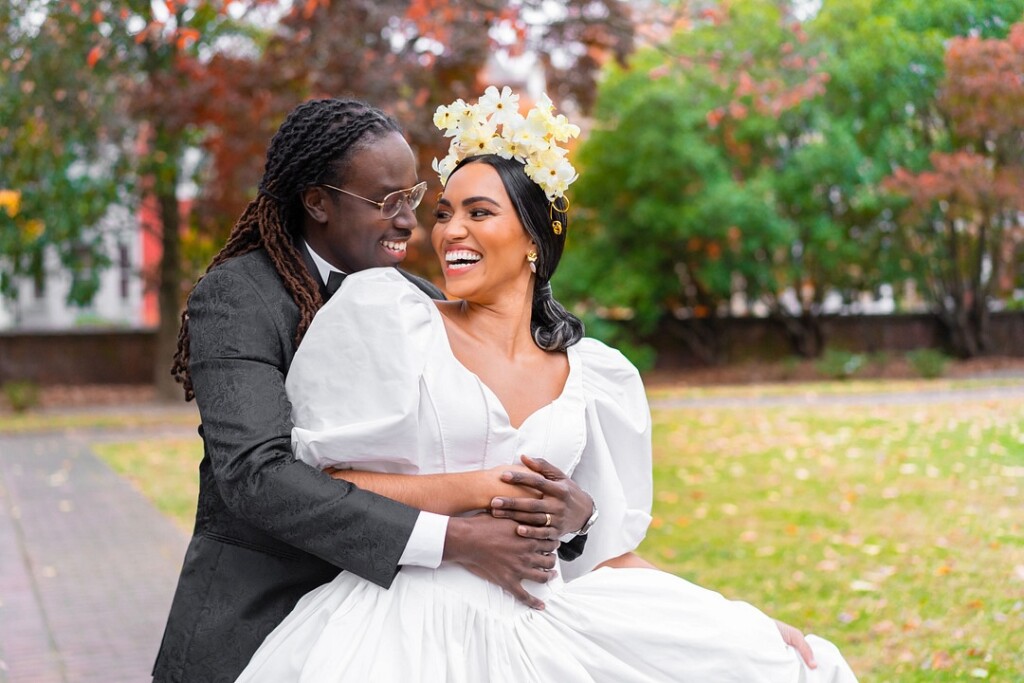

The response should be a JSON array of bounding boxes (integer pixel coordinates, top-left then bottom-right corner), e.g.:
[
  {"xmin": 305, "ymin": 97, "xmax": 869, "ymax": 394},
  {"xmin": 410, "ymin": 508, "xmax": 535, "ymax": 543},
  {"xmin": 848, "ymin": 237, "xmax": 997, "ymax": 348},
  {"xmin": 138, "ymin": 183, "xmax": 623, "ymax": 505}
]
[{"xmin": 236, "ymin": 268, "xmax": 857, "ymax": 682}]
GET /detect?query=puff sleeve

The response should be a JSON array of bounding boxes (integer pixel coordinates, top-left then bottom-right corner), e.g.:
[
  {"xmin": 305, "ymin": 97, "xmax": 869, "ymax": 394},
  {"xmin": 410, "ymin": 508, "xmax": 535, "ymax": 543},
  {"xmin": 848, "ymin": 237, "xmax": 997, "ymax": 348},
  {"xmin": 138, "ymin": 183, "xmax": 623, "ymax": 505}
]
[
  {"xmin": 563, "ymin": 338, "xmax": 654, "ymax": 580},
  {"xmin": 286, "ymin": 268, "xmax": 437, "ymax": 473}
]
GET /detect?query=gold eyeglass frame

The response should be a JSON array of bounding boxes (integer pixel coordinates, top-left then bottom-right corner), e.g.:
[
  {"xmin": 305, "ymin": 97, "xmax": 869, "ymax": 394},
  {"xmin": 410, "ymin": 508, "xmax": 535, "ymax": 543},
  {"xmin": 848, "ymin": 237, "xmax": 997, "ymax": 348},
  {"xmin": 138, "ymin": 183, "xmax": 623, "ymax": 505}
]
[{"xmin": 321, "ymin": 181, "xmax": 428, "ymax": 220}]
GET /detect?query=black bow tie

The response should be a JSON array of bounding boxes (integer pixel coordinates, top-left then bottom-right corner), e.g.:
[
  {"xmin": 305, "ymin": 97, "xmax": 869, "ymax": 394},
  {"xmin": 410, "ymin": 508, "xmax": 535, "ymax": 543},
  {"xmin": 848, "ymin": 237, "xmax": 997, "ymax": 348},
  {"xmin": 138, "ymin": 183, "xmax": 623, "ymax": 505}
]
[{"xmin": 325, "ymin": 270, "xmax": 346, "ymax": 297}]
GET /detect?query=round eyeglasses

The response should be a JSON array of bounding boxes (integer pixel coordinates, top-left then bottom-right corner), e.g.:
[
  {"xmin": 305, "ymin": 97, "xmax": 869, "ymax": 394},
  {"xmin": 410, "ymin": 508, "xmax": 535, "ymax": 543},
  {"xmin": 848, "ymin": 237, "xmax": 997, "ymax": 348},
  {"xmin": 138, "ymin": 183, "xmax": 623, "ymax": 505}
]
[{"xmin": 321, "ymin": 181, "xmax": 428, "ymax": 220}]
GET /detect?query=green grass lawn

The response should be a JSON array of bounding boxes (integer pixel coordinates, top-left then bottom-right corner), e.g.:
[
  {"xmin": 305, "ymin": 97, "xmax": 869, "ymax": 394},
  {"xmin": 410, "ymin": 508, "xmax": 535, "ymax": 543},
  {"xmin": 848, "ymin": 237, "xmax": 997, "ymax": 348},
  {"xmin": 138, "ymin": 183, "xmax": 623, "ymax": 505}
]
[
  {"xmin": 641, "ymin": 396, "xmax": 1024, "ymax": 681},
  {"xmin": 80, "ymin": 381, "xmax": 1024, "ymax": 680},
  {"xmin": 94, "ymin": 436, "xmax": 203, "ymax": 530}
]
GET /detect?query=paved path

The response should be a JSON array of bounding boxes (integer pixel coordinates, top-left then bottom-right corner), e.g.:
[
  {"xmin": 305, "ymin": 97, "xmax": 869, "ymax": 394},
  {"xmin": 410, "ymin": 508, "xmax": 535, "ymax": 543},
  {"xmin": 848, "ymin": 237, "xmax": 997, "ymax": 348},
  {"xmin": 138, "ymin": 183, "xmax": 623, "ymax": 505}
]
[{"xmin": 0, "ymin": 424, "xmax": 192, "ymax": 683}]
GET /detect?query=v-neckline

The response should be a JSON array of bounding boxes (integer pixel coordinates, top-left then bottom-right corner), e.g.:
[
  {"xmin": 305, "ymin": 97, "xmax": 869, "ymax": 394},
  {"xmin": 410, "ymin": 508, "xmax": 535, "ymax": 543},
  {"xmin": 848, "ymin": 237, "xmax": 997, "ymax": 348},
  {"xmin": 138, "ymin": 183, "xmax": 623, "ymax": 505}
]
[{"xmin": 432, "ymin": 305, "xmax": 575, "ymax": 431}]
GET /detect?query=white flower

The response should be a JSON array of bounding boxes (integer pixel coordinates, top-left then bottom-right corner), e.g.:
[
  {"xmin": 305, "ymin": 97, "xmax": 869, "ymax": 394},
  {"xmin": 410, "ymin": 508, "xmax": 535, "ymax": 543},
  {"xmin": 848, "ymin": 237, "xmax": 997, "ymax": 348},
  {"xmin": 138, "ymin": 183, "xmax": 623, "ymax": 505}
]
[
  {"xmin": 527, "ymin": 154, "xmax": 578, "ymax": 201},
  {"xmin": 508, "ymin": 113, "xmax": 549, "ymax": 149},
  {"xmin": 548, "ymin": 114, "xmax": 581, "ymax": 143},
  {"xmin": 453, "ymin": 99, "xmax": 485, "ymax": 131},
  {"xmin": 431, "ymin": 88, "xmax": 580, "ymax": 204},
  {"xmin": 478, "ymin": 86, "xmax": 520, "ymax": 127},
  {"xmin": 433, "ymin": 104, "xmax": 459, "ymax": 137},
  {"xmin": 432, "ymin": 152, "xmax": 459, "ymax": 184},
  {"xmin": 534, "ymin": 93, "xmax": 555, "ymax": 116},
  {"xmin": 491, "ymin": 134, "xmax": 525, "ymax": 161},
  {"xmin": 457, "ymin": 120, "xmax": 498, "ymax": 155}
]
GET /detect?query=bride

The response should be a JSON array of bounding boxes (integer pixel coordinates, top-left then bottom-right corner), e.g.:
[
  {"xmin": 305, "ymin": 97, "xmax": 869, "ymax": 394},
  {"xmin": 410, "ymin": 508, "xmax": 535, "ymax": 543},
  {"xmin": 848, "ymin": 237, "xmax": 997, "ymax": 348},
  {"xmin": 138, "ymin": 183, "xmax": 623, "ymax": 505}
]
[{"xmin": 236, "ymin": 89, "xmax": 858, "ymax": 682}]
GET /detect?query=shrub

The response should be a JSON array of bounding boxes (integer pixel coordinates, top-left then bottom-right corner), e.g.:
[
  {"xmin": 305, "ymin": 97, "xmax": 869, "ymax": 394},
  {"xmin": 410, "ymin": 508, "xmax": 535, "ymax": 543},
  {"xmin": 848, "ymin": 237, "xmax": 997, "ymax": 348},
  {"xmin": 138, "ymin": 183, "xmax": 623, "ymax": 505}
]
[
  {"xmin": 780, "ymin": 356, "xmax": 801, "ymax": 380},
  {"xmin": 907, "ymin": 348, "xmax": 950, "ymax": 379},
  {"xmin": 2, "ymin": 380, "xmax": 40, "ymax": 413},
  {"xmin": 815, "ymin": 349, "xmax": 865, "ymax": 380}
]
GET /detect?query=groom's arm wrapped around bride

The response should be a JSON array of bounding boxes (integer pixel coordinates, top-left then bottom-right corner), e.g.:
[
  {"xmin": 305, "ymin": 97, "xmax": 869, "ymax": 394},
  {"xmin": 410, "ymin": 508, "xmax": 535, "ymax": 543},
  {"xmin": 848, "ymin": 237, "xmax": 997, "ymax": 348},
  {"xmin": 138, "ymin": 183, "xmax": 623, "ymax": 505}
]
[{"xmin": 153, "ymin": 250, "xmax": 425, "ymax": 683}]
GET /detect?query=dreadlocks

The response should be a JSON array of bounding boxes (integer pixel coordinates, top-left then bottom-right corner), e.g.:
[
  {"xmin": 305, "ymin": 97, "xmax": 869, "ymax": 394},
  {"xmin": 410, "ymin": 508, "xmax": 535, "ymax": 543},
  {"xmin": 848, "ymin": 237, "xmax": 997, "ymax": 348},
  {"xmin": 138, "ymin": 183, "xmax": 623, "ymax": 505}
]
[{"xmin": 170, "ymin": 98, "xmax": 403, "ymax": 400}]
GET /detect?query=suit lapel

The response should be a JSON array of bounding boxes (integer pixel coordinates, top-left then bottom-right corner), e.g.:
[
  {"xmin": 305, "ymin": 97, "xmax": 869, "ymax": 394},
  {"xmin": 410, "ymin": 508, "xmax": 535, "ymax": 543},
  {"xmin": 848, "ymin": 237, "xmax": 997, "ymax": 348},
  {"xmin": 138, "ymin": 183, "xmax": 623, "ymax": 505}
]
[{"xmin": 296, "ymin": 239, "xmax": 330, "ymax": 302}]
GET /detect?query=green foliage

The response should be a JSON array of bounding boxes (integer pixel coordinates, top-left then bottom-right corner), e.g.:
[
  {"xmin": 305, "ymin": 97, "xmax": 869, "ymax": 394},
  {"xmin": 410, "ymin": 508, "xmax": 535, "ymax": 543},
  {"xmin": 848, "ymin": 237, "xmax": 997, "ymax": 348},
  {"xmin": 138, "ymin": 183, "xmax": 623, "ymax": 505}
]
[
  {"xmin": 815, "ymin": 349, "xmax": 866, "ymax": 380},
  {"xmin": 2, "ymin": 380, "xmax": 40, "ymax": 413},
  {"xmin": 0, "ymin": 2, "xmax": 128, "ymax": 305},
  {"xmin": 566, "ymin": 0, "xmax": 878, "ymax": 358},
  {"xmin": 576, "ymin": 312, "xmax": 657, "ymax": 372},
  {"xmin": 564, "ymin": 0, "xmax": 1024, "ymax": 362},
  {"xmin": 906, "ymin": 348, "xmax": 950, "ymax": 379}
]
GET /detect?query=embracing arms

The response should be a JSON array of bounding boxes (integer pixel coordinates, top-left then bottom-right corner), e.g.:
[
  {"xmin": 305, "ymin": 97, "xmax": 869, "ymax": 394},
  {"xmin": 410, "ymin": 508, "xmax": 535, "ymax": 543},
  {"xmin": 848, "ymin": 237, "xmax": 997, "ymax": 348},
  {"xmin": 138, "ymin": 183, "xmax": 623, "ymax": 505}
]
[
  {"xmin": 328, "ymin": 455, "xmax": 593, "ymax": 537},
  {"xmin": 327, "ymin": 455, "xmax": 595, "ymax": 608},
  {"xmin": 187, "ymin": 265, "xmax": 421, "ymax": 587}
]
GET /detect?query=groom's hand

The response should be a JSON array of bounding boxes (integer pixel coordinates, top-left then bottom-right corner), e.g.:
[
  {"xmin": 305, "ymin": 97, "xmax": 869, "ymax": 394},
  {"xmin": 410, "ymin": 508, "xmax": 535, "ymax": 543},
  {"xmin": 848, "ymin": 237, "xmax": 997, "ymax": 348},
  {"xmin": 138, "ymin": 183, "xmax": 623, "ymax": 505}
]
[
  {"xmin": 443, "ymin": 514, "xmax": 558, "ymax": 610},
  {"xmin": 489, "ymin": 455, "xmax": 592, "ymax": 539}
]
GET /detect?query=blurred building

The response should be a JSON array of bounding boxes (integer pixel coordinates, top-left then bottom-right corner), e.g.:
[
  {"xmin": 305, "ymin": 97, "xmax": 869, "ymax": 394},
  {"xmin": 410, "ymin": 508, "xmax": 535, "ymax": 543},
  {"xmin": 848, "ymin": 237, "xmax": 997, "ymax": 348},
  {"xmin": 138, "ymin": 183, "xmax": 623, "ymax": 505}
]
[{"xmin": 0, "ymin": 200, "xmax": 163, "ymax": 330}]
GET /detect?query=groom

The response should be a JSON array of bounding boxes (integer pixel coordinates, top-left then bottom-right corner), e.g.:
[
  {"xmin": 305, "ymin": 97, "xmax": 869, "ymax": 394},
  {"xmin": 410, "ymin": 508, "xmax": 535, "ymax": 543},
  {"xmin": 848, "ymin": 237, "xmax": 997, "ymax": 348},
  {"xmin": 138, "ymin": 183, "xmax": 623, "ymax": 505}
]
[{"xmin": 154, "ymin": 98, "xmax": 594, "ymax": 682}]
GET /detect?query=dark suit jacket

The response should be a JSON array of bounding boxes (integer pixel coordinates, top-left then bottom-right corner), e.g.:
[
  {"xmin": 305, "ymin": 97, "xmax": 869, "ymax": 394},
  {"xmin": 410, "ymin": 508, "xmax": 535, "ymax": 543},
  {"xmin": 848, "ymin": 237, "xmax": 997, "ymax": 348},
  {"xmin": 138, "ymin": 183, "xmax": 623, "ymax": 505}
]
[{"xmin": 153, "ymin": 249, "xmax": 445, "ymax": 682}]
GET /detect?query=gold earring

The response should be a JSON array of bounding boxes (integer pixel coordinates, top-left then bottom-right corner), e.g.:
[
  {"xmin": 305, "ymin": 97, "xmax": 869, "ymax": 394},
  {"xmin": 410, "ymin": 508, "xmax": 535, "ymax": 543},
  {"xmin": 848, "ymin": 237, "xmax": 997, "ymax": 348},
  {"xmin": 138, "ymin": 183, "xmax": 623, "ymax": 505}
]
[
  {"xmin": 526, "ymin": 250, "xmax": 538, "ymax": 273},
  {"xmin": 549, "ymin": 197, "xmax": 570, "ymax": 235}
]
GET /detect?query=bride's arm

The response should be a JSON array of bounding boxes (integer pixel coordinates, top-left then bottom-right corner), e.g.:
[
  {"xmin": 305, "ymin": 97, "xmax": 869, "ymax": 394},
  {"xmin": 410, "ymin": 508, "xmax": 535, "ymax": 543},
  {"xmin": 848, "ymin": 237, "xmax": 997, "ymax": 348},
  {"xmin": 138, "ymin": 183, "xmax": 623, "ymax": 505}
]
[
  {"xmin": 595, "ymin": 552, "xmax": 819, "ymax": 667},
  {"xmin": 326, "ymin": 466, "xmax": 537, "ymax": 516},
  {"xmin": 594, "ymin": 551, "xmax": 659, "ymax": 570}
]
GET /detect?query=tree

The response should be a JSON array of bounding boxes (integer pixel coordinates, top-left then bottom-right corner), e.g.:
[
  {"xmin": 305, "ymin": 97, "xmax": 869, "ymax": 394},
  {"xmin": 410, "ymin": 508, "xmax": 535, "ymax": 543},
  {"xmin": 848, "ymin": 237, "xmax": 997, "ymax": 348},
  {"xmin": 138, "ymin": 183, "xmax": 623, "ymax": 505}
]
[
  {"xmin": 883, "ymin": 24, "xmax": 1024, "ymax": 356},
  {"xmin": 2, "ymin": 0, "xmax": 285, "ymax": 396},
  {"xmin": 561, "ymin": 0, "xmax": 847, "ymax": 362},
  {"xmin": 3, "ymin": 0, "xmax": 635, "ymax": 396},
  {"xmin": 185, "ymin": 0, "xmax": 637, "ymax": 278},
  {"xmin": 0, "ymin": 2, "xmax": 131, "ymax": 311}
]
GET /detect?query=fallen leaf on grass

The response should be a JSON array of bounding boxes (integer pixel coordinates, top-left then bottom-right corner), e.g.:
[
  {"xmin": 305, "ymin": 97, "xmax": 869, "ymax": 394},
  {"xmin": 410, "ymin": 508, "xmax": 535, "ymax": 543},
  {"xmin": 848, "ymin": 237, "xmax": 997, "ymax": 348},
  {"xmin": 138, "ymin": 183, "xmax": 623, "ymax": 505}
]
[
  {"xmin": 871, "ymin": 619, "xmax": 894, "ymax": 634},
  {"xmin": 924, "ymin": 650, "xmax": 953, "ymax": 670}
]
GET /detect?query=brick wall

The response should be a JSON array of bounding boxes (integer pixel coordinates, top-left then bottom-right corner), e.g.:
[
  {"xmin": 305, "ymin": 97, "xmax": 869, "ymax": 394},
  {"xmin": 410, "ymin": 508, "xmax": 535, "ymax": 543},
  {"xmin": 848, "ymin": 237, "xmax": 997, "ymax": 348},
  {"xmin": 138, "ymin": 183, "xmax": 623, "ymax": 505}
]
[
  {"xmin": 0, "ymin": 312, "xmax": 1020, "ymax": 385},
  {"xmin": 647, "ymin": 312, "xmax": 1023, "ymax": 369},
  {"xmin": 0, "ymin": 329, "xmax": 157, "ymax": 385}
]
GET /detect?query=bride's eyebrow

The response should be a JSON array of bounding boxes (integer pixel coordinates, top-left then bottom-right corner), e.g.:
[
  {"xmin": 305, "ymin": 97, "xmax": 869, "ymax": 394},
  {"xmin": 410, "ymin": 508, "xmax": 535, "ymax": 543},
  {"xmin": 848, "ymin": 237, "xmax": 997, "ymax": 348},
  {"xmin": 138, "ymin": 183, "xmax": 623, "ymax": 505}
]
[{"xmin": 461, "ymin": 196, "xmax": 500, "ymax": 207}]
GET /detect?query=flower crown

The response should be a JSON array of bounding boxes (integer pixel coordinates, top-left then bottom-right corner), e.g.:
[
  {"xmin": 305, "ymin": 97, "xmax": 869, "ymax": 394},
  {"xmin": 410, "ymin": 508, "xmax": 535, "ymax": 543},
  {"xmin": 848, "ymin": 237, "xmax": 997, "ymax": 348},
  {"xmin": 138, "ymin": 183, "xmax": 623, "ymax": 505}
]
[{"xmin": 431, "ymin": 86, "xmax": 581, "ymax": 203}]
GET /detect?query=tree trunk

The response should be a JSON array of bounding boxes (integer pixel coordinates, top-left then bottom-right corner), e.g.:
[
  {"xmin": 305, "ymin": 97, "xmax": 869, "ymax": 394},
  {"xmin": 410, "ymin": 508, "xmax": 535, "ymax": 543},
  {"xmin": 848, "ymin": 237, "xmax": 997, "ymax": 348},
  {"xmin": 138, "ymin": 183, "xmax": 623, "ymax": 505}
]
[
  {"xmin": 774, "ymin": 310, "xmax": 825, "ymax": 358},
  {"xmin": 940, "ymin": 301, "xmax": 980, "ymax": 358},
  {"xmin": 663, "ymin": 316, "xmax": 721, "ymax": 366},
  {"xmin": 153, "ymin": 146, "xmax": 183, "ymax": 401}
]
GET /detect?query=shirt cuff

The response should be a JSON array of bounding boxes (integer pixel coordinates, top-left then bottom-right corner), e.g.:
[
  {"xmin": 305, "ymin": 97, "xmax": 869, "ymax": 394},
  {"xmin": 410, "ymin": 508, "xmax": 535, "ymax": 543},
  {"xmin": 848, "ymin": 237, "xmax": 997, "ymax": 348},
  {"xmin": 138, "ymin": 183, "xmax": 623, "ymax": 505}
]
[{"xmin": 397, "ymin": 511, "xmax": 449, "ymax": 568}]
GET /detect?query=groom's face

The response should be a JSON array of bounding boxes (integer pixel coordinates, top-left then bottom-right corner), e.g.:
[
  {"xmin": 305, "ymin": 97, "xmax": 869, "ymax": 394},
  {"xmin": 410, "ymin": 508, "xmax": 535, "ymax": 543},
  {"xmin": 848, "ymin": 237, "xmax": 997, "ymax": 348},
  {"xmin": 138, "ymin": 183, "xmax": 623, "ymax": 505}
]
[{"xmin": 303, "ymin": 132, "xmax": 421, "ymax": 273}]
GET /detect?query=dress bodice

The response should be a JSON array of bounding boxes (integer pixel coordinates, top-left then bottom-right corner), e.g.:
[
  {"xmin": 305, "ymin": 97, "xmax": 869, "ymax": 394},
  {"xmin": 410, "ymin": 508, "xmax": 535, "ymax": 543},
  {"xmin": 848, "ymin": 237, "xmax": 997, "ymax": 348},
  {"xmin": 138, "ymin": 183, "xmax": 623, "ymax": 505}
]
[
  {"xmin": 286, "ymin": 268, "xmax": 653, "ymax": 578},
  {"xmin": 421, "ymin": 307, "xmax": 587, "ymax": 477}
]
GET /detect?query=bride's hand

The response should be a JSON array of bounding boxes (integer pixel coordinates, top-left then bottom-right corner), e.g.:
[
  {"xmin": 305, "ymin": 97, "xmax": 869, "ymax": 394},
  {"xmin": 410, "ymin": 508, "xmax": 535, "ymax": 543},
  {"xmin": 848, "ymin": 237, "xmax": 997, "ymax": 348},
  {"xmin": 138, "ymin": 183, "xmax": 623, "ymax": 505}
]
[
  {"xmin": 488, "ymin": 455, "xmax": 594, "ymax": 540},
  {"xmin": 483, "ymin": 464, "xmax": 542, "ymax": 502},
  {"xmin": 774, "ymin": 619, "xmax": 817, "ymax": 668}
]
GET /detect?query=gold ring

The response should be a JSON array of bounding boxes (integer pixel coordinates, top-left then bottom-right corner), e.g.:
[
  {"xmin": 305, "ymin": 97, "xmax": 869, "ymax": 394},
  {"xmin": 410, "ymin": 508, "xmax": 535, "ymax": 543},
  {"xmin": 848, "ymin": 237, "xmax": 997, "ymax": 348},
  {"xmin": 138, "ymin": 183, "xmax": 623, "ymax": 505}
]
[{"xmin": 544, "ymin": 513, "xmax": 552, "ymax": 527}]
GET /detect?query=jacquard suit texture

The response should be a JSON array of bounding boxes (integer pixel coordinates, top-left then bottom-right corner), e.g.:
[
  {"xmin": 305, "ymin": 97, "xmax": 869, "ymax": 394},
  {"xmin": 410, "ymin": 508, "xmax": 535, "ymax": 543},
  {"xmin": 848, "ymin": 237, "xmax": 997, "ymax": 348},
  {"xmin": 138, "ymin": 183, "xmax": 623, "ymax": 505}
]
[{"xmin": 152, "ymin": 249, "xmax": 442, "ymax": 683}]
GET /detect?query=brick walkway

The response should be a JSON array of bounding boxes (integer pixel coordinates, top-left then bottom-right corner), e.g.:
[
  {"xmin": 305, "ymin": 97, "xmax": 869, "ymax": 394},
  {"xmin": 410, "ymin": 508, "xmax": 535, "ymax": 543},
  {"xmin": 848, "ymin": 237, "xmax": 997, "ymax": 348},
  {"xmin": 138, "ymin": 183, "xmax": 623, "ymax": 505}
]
[{"xmin": 0, "ymin": 431, "xmax": 189, "ymax": 683}]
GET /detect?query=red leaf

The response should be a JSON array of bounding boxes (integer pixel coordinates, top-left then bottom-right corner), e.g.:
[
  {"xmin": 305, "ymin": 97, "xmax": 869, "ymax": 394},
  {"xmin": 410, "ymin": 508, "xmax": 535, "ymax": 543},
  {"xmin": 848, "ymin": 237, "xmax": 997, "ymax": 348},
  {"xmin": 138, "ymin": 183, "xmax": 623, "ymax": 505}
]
[{"xmin": 86, "ymin": 45, "xmax": 102, "ymax": 68}]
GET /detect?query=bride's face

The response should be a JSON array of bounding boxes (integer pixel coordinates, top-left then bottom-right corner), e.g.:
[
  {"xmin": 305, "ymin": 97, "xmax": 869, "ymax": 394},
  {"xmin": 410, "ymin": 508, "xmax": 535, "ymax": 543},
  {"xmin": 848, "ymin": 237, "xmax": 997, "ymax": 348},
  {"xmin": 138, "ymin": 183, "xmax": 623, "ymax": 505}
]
[{"xmin": 431, "ymin": 162, "xmax": 536, "ymax": 302}]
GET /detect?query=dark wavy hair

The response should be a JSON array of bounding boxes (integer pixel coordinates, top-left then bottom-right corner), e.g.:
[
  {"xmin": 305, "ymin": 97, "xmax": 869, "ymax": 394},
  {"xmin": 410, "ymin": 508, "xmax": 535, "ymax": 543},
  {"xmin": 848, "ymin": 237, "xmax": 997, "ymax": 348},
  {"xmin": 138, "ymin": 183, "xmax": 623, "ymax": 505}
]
[
  {"xmin": 170, "ymin": 98, "xmax": 403, "ymax": 400},
  {"xmin": 448, "ymin": 154, "xmax": 584, "ymax": 351}
]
